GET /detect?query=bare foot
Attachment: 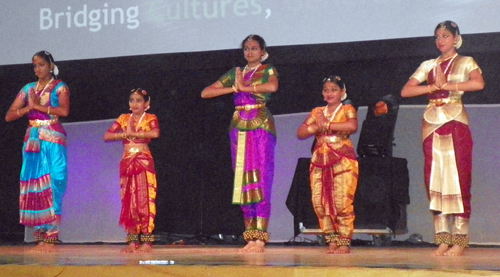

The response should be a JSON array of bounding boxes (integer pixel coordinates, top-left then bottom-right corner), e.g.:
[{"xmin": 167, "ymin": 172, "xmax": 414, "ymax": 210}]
[
  {"xmin": 239, "ymin": 241, "xmax": 256, "ymax": 253},
  {"xmin": 27, "ymin": 242, "xmax": 56, "ymax": 253},
  {"xmin": 326, "ymin": 242, "xmax": 338, "ymax": 254},
  {"xmin": 120, "ymin": 243, "xmax": 138, "ymax": 253},
  {"xmin": 431, "ymin": 244, "xmax": 449, "ymax": 256},
  {"xmin": 332, "ymin": 245, "xmax": 350, "ymax": 254},
  {"xmin": 444, "ymin": 245, "xmax": 465, "ymax": 256},
  {"xmin": 27, "ymin": 242, "xmax": 45, "ymax": 253},
  {"xmin": 249, "ymin": 240, "xmax": 265, "ymax": 253},
  {"xmin": 135, "ymin": 243, "xmax": 153, "ymax": 253},
  {"xmin": 41, "ymin": 243, "xmax": 55, "ymax": 252}
]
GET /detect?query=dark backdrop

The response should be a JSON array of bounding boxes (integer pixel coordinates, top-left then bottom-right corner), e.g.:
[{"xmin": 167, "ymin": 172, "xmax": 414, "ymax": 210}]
[{"xmin": 1, "ymin": 32, "xmax": 499, "ymax": 240}]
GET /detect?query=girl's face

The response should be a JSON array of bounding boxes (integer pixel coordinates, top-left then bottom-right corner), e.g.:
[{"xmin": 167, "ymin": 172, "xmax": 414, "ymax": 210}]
[
  {"xmin": 243, "ymin": 40, "xmax": 265, "ymax": 64},
  {"xmin": 322, "ymin": 81, "xmax": 344, "ymax": 105},
  {"xmin": 129, "ymin": 93, "xmax": 148, "ymax": 115},
  {"xmin": 435, "ymin": 28, "xmax": 457, "ymax": 55},
  {"xmin": 32, "ymin": 55, "xmax": 52, "ymax": 81}
]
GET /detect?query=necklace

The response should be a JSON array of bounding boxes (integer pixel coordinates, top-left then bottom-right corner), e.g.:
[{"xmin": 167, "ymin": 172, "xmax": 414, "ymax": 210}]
[
  {"xmin": 244, "ymin": 63, "xmax": 261, "ymax": 71},
  {"xmin": 243, "ymin": 63, "xmax": 261, "ymax": 82},
  {"xmin": 35, "ymin": 78, "xmax": 54, "ymax": 94},
  {"xmin": 127, "ymin": 112, "xmax": 146, "ymax": 142},
  {"xmin": 132, "ymin": 112, "xmax": 146, "ymax": 132},
  {"xmin": 323, "ymin": 103, "xmax": 343, "ymax": 122},
  {"xmin": 434, "ymin": 53, "xmax": 458, "ymax": 76}
]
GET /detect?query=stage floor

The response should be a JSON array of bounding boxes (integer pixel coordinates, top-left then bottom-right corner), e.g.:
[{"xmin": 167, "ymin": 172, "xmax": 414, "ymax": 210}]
[{"xmin": 2, "ymin": 244, "xmax": 500, "ymax": 277}]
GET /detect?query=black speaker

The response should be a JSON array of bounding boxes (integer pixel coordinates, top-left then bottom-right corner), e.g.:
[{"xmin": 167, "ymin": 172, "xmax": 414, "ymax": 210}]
[
  {"xmin": 286, "ymin": 158, "xmax": 318, "ymax": 236},
  {"xmin": 354, "ymin": 157, "xmax": 409, "ymax": 233},
  {"xmin": 357, "ymin": 95, "xmax": 399, "ymax": 157}
]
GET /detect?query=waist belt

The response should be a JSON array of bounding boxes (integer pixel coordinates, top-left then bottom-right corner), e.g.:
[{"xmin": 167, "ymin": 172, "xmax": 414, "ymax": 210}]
[
  {"xmin": 317, "ymin": 135, "xmax": 349, "ymax": 144},
  {"xmin": 235, "ymin": 103, "xmax": 266, "ymax": 111},
  {"xmin": 429, "ymin": 98, "xmax": 462, "ymax": 105},
  {"xmin": 29, "ymin": 118, "xmax": 59, "ymax": 127}
]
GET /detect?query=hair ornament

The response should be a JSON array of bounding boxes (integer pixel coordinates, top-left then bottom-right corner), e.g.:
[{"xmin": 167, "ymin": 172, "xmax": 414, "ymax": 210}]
[
  {"xmin": 52, "ymin": 65, "xmax": 59, "ymax": 78},
  {"xmin": 261, "ymin": 52, "xmax": 269, "ymax": 62}
]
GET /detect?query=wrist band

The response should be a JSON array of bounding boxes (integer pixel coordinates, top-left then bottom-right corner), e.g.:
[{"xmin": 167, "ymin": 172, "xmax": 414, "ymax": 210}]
[
  {"xmin": 253, "ymin": 85, "xmax": 257, "ymax": 93},
  {"xmin": 47, "ymin": 106, "xmax": 51, "ymax": 115},
  {"xmin": 232, "ymin": 85, "xmax": 237, "ymax": 92},
  {"xmin": 16, "ymin": 109, "xmax": 21, "ymax": 116}
]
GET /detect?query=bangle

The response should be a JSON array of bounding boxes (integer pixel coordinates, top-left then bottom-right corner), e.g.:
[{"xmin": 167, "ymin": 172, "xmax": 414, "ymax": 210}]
[
  {"xmin": 16, "ymin": 109, "xmax": 21, "ymax": 116},
  {"xmin": 323, "ymin": 122, "xmax": 331, "ymax": 131},
  {"xmin": 455, "ymin": 82, "xmax": 459, "ymax": 91},
  {"xmin": 232, "ymin": 85, "xmax": 237, "ymax": 92},
  {"xmin": 441, "ymin": 83, "xmax": 448, "ymax": 90},
  {"xmin": 114, "ymin": 133, "xmax": 118, "ymax": 140},
  {"xmin": 253, "ymin": 85, "xmax": 257, "ymax": 93},
  {"xmin": 47, "ymin": 106, "xmax": 51, "ymax": 115},
  {"xmin": 307, "ymin": 125, "xmax": 316, "ymax": 135},
  {"xmin": 427, "ymin": 85, "xmax": 432, "ymax": 94},
  {"xmin": 121, "ymin": 133, "xmax": 126, "ymax": 139},
  {"xmin": 139, "ymin": 132, "xmax": 144, "ymax": 139},
  {"xmin": 432, "ymin": 84, "xmax": 440, "ymax": 91}
]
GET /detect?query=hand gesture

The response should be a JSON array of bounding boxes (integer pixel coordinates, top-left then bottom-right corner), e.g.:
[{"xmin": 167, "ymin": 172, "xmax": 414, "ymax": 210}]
[
  {"xmin": 27, "ymin": 90, "xmax": 40, "ymax": 110},
  {"xmin": 235, "ymin": 67, "xmax": 245, "ymax": 91},
  {"xmin": 316, "ymin": 113, "xmax": 331, "ymax": 133}
]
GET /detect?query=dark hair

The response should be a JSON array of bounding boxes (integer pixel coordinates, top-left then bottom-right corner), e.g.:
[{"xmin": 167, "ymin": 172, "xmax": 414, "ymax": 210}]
[
  {"xmin": 322, "ymin": 74, "xmax": 346, "ymax": 90},
  {"xmin": 130, "ymin": 88, "xmax": 150, "ymax": 102},
  {"xmin": 241, "ymin": 34, "xmax": 266, "ymax": 50},
  {"xmin": 33, "ymin": 50, "xmax": 57, "ymax": 78},
  {"xmin": 434, "ymin": 20, "xmax": 460, "ymax": 36}
]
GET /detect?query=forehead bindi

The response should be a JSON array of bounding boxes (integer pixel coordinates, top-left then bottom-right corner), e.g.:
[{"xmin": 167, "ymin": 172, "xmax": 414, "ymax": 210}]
[
  {"xmin": 324, "ymin": 82, "xmax": 341, "ymax": 90},
  {"xmin": 33, "ymin": 56, "xmax": 48, "ymax": 65},
  {"xmin": 435, "ymin": 29, "xmax": 454, "ymax": 37},
  {"xmin": 244, "ymin": 40, "xmax": 261, "ymax": 49},
  {"xmin": 130, "ymin": 94, "xmax": 145, "ymax": 101}
]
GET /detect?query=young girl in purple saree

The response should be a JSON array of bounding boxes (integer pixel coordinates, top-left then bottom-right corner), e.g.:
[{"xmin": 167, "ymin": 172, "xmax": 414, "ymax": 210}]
[{"xmin": 202, "ymin": 34, "xmax": 279, "ymax": 253}]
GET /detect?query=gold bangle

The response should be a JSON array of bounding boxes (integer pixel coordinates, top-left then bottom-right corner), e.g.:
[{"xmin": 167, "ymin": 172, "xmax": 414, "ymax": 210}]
[
  {"xmin": 139, "ymin": 132, "xmax": 144, "ymax": 139},
  {"xmin": 432, "ymin": 84, "xmax": 440, "ymax": 91},
  {"xmin": 307, "ymin": 125, "xmax": 316, "ymax": 135},
  {"xmin": 441, "ymin": 83, "xmax": 448, "ymax": 90},
  {"xmin": 47, "ymin": 106, "xmax": 51, "ymax": 115},
  {"xmin": 114, "ymin": 133, "xmax": 118, "ymax": 140},
  {"xmin": 232, "ymin": 85, "xmax": 237, "ymax": 92},
  {"xmin": 323, "ymin": 122, "xmax": 330, "ymax": 131},
  {"xmin": 427, "ymin": 85, "xmax": 432, "ymax": 94},
  {"xmin": 253, "ymin": 85, "xmax": 257, "ymax": 93},
  {"xmin": 16, "ymin": 109, "xmax": 21, "ymax": 116}
]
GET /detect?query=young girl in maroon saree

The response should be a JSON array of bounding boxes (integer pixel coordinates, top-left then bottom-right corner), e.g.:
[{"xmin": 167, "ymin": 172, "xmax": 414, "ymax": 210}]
[
  {"xmin": 401, "ymin": 21, "xmax": 485, "ymax": 256},
  {"xmin": 104, "ymin": 88, "xmax": 160, "ymax": 253}
]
